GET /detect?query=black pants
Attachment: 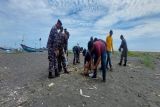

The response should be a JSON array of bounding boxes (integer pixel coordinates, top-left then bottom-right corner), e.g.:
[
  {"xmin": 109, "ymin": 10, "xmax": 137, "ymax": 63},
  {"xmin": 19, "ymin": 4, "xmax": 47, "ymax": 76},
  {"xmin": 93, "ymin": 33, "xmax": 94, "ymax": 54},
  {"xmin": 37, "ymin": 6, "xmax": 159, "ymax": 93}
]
[
  {"xmin": 57, "ymin": 49, "xmax": 67, "ymax": 72},
  {"xmin": 120, "ymin": 51, "xmax": 127, "ymax": 64}
]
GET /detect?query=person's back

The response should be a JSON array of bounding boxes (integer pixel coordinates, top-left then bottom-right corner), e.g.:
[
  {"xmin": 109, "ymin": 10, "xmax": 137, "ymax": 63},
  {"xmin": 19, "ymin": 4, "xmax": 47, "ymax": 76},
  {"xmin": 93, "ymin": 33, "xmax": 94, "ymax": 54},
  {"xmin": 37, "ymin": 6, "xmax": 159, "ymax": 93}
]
[
  {"xmin": 73, "ymin": 46, "xmax": 77, "ymax": 53},
  {"xmin": 121, "ymin": 39, "xmax": 128, "ymax": 52},
  {"xmin": 106, "ymin": 35, "xmax": 113, "ymax": 52},
  {"xmin": 93, "ymin": 40, "xmax": 106, "ymax": 57}
]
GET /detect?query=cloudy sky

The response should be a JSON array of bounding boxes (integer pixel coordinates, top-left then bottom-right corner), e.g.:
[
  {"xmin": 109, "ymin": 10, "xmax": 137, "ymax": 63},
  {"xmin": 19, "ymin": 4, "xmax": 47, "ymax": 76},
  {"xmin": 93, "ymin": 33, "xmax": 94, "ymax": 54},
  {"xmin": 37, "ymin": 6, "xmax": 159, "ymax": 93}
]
[{"xmin": 0, "ymin": 0, "xmax": 160, "ymax": 51}]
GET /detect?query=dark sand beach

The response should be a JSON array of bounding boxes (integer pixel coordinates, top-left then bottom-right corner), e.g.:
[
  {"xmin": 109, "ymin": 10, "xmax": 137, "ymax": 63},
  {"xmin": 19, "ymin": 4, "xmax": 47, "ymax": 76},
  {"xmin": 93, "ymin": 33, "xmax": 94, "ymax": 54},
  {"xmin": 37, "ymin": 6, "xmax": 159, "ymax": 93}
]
[{"xmin": 0, "ymin": 52, "xmax": 160, "ymax": 107}]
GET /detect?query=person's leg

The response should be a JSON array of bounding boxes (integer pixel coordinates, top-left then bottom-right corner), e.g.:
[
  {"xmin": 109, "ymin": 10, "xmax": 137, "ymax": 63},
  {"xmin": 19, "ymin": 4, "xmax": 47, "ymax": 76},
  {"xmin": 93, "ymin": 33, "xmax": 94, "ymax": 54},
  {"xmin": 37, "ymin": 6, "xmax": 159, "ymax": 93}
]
[
  {"xmin": 84, "ymin": 62, "xmax": 89, "ymax": 76},
  {"xmin": 77, "ymin": 53, "xmax": 80, "ymax": 63},
  {"xmin": 101, "ymin": 51, "xmax": 107, "ymax": 82},
  {"xmin": 92, "ymin": 56, "xmax": 98, "ymax": 78},
  {"xmin": 73, "ymin": 52, "xmax": 76, "ymax": 64},
  {"xmin": 57, "ymin": 52, "xmax": 62, "ymax": 72},
  {"xmin": 78, "ymin": 53, "xmax": 80, "ymax": 63},
  {"xmin": 61, "ymin": 51, "xmax": 69, "ymax": 73},
  {"xmin": 48, "ymin": 50, "xmax": 54, "ymax": 78},
  {"xmin": 53, "ymin": 52, "xmax": 59, "ymax": 77},
  {"xmin": 123, "ymin": 51, "xmax": 127, "ymax": 66},
  {"xmin": 106, "ymin": 51, "xmax": 109, "ymax": 69},
  {"xmin": 119, "ymin": 52, "xmax": 123, "ymax": 65},
  {"xmin": 48, "ymin": 60, "xmax": 54, "ymax": 78},
  {"xmin": 108, "ymin": 52, "xmax": 112, "ymax": 69}
]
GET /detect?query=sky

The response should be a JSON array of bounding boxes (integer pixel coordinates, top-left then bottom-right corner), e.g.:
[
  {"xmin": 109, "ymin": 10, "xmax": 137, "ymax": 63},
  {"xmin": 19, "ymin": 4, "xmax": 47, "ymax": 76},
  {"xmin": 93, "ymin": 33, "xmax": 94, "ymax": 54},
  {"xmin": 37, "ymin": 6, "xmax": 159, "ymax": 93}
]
[{"xmin": 0, "ymin": 0, "xmax": 160, "ymax": 52}]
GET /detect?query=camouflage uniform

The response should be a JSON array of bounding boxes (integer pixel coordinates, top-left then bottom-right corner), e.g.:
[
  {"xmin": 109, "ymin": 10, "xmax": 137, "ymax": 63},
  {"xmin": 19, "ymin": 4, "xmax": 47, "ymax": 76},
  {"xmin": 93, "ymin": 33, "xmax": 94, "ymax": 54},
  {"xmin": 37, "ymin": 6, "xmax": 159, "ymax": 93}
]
[
  {"xmin": 47, "ymin": 26, "xmax": 59, "ymax": 75},
  {"xmin": 64, "ymin": 30, "xmax": 70, "ymax": 54},
  {"xmin": 57, "ymin": 32, "xmax": 67, "ymax": 72}
]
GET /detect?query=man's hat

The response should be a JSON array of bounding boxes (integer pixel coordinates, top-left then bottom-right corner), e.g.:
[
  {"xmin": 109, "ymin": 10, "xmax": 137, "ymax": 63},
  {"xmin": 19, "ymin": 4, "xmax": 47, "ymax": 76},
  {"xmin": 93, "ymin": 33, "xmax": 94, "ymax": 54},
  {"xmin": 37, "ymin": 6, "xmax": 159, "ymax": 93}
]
[{"xmin": 57, "ymin": 19, "xmax": 62, "ymax": 26}]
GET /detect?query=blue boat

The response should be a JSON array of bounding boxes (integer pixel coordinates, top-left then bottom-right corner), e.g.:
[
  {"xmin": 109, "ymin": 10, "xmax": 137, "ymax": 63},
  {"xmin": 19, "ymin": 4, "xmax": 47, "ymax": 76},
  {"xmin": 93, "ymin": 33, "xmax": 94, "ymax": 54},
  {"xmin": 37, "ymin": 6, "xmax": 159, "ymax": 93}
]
[{"xmin": 21, "ymin": 44, "xmax": 43, "ymax": 52}]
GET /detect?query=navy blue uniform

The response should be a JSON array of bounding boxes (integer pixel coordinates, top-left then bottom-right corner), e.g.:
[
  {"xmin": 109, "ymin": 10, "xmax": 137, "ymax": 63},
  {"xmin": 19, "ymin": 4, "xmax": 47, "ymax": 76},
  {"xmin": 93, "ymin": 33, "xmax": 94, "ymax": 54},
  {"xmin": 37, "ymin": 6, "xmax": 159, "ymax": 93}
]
[{"xmin": 119, "ymin": 38, "xmax": 128, "ymax": 65}]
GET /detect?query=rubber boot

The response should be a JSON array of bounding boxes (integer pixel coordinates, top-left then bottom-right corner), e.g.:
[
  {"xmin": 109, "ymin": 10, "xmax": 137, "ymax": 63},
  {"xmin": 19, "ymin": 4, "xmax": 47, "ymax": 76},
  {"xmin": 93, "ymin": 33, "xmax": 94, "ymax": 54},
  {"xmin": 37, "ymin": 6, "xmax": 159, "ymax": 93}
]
[
  {"xmin": 48, "ymin": 72, "xmax": 54, "ymax": 79},
  {"xmin": 123, "ymin": 60, "xmax": 127, "ymax": 66},
  {"xmin": 64, "ymin": 68, "xmax": 69, "ymax": 74},
  {"xmin": 118, "ymin": 60, "xmax": 122, "ymax": 66},
  {"xmin": 58, "ymin": 64, "xmax": 62, "ymax": 72},
  {"xmin": 55, "ymin": 69, "xmax": 60, "ymax": 77}
]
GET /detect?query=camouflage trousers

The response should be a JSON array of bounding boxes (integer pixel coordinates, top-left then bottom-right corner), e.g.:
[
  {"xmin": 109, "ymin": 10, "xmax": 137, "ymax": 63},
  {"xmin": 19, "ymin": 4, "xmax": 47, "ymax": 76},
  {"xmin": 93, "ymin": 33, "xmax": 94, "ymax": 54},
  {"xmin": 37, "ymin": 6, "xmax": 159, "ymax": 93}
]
[
  {"xmin": 57, "ymin": 49, "xmax": 67, "ymax": 72},
  {"xmin": 48, "ymin": 50, "xmax": 58, "ymax": 73}
]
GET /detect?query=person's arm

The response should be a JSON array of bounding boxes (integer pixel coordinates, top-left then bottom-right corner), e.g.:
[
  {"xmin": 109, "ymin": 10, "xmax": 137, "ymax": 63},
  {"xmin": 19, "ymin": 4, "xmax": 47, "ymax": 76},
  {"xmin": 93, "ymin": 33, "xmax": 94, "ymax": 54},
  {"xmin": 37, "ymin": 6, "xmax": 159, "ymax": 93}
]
[
  {"xmin": 94, "ymin": 56, "xmax": 101, "ymax": 69},
  {"xmin": 111, "ymin": 38, "xmax": 114, "ymax": 53},
  {"xmin": 106, "ymin": 36, "xmax": 108, "ymax": 50},
  {"xmin": 119, "ymin": 41, "xmax": 123, "ymax": 52}
]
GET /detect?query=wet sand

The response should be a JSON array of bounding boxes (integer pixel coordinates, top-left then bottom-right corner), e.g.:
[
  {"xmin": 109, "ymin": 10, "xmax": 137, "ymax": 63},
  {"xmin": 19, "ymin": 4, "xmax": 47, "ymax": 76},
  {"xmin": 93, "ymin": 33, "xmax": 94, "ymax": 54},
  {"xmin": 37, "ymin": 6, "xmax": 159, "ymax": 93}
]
[{"xmin": 0, "ymin": 52, "xmax": 160, "ymax": 107}]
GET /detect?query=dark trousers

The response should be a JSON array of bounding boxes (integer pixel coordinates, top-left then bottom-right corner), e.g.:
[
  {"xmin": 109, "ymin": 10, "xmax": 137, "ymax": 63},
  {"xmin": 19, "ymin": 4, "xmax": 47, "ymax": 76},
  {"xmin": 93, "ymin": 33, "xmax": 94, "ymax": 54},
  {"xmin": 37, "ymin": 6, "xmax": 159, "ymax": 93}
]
[
  {"xmin": 48, "ymin": 50, "xmax": 57, "ymax": 73},
  {"xmin": 73, "ymin": 52, "xmax": 78, "ymax": 64},
  {"xmin": 58, "ymin": 49, "xmax": 67, "ymax": 72},
  {"xmin": 93, "ymin": 51, "xmax": 107, "ymax": 80},
  {"xmin": 77, "ymin": 53, "xmax": 80, "ymax": 63},
  {"xmin": 120, "ymin": 51, "xmax": 127, "ymax": 64}
]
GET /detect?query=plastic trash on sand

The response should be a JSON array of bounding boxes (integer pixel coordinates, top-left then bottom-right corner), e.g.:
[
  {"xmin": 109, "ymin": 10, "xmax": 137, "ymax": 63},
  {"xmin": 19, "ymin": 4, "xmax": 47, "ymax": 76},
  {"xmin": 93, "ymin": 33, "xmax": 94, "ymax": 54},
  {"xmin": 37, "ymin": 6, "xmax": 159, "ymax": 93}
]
[
  {"xmin": 88, "ymin": 86, "xmax": 97, "ymax": 90},
  {"xmin": 48, "ymin": 83, "xmax": 55, "ymax": 87},
  {"xmin": 80, "ymin": 89, "xmax": 90, "ymax": 98}
]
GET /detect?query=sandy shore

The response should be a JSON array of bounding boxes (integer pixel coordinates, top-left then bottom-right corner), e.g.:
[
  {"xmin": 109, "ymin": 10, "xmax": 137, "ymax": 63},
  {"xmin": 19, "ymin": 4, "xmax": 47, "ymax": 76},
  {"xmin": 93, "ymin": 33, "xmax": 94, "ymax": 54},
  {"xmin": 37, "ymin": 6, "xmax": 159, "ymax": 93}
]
[{"xmin": 0, "ymin": 52, "xmax": 160, "ymax": 107}]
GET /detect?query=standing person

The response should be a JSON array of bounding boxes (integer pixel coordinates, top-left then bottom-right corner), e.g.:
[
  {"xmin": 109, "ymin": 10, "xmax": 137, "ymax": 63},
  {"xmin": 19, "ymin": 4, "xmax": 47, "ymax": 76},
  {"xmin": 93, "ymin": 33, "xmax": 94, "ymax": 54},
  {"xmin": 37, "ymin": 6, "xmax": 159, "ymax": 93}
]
[
  {"xmin": 118, "ymin": 35, "xmax": 128, "ymax": 66},
  {"xmin": 76, "ymin": 44, "xmax": 81, "ymax": 63},
  {"xmin": 73, "ymin": 45, "xmax": 78, "ymax": 65},
  {"xmin": 106, "ymin": 30, "xmax": 114, "ymax": 70},
  {"xmin": 89, "ymin": 40, "xmax": 107, "ymax": 82},
  {"xmin": 64, "ymin": 29, "xmax": 70, "ymax": 56},
  {"xmin": 47, "ymin": 19, "xmax": 62, "ymax": 78},
  {"xmin": 57, "ymin": 26, "xmax": 69, "ymax": 73},
  {"xmin": 82, "ymin": 48, "xmax": 87, "ymax": 57}
]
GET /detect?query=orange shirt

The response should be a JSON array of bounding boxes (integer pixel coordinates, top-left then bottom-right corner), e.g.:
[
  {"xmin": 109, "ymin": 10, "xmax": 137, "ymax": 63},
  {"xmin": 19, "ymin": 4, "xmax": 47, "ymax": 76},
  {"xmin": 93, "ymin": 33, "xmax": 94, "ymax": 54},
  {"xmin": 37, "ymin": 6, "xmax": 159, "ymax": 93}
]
[{"xmin": 106, "ymin": 35, "xmax": 113, "ymax": 51}]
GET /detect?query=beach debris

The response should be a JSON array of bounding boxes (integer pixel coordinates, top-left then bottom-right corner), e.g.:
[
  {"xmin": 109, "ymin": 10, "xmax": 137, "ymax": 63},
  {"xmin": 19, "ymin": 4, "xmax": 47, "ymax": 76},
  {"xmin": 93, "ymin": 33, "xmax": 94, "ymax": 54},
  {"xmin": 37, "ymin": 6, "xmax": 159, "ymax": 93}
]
[
  {"xmin": 80, "ymin": 89, "xmax": 90, "ymax": 98},
  {"xmin": 17, "ymin": 96, "xmax": 28, "ymax": 106},
  {"xmin": 88, "ymin": 86, "xmax": 97, "ymax": 90},
  {"xmin": 48, "ymin": 83, "xmax": 55, "ymax": 87},
  {"xmin": 68, "ymin": 105, "xmax": 71, "ymax": 107},
  {"xmin": 130, "ymin": 76, "xmax": 134, "ymax": 78},
  {"xmin": 4, "ymin": 66, "xmax": 7, "ymax": 69},
  {"xmin": 158, "ymin": 95, "xmax": 160, "ymax": 97}
]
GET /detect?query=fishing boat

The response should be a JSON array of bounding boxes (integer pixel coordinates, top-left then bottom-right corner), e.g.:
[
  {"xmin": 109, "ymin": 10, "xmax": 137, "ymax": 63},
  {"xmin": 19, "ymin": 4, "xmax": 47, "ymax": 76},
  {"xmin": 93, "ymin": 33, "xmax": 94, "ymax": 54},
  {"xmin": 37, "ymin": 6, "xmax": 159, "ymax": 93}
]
[{"xmin": 21, "ymin": 44, "xmax": 43, "ymax": 52}]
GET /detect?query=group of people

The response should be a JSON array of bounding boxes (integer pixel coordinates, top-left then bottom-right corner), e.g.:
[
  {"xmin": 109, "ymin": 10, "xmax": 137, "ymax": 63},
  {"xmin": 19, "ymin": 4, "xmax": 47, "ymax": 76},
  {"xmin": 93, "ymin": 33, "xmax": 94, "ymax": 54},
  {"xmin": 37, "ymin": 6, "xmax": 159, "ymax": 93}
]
[
  {"xmin": 47, "ymin": 19, "xmax": 70, "ymax": 78},
  {"xmin": 47, "ymin": 19, "xmax": 128, "ymax": 82},
  {"xmin": 83, "ymin": 30, "xmax": 128, "ymax": 82}
]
